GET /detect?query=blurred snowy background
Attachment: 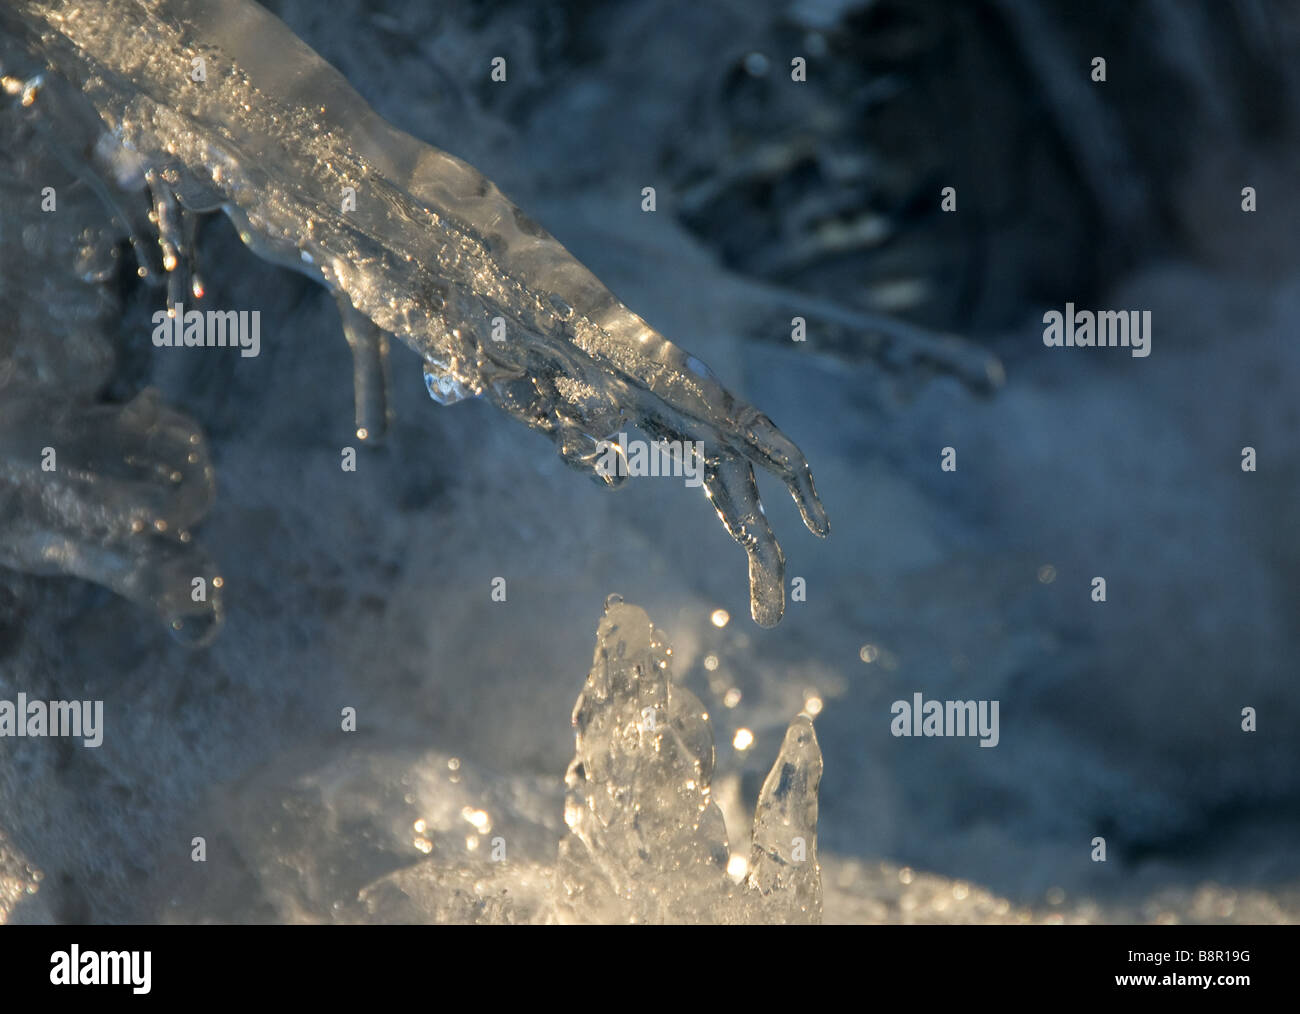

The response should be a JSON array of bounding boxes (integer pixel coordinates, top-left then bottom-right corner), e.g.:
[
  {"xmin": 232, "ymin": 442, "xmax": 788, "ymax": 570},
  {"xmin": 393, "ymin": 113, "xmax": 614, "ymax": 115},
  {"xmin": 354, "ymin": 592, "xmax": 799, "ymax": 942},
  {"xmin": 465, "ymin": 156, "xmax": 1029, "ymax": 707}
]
[{"xmin": 2, "ymin": 0, "xmax": 1300, "ymax": 922}]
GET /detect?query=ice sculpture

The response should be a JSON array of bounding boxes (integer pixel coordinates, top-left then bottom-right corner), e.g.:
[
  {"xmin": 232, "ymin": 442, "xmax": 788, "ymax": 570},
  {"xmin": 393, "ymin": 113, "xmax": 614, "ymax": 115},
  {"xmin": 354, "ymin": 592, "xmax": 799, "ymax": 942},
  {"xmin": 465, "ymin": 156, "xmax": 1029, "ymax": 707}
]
[
  {"xmin": 2, "ymin": 0, "xmax": 832, "ymax": 627},
  {"xmin": 557, "ymin": 597, "xmax": 822, "ymax": 923}
]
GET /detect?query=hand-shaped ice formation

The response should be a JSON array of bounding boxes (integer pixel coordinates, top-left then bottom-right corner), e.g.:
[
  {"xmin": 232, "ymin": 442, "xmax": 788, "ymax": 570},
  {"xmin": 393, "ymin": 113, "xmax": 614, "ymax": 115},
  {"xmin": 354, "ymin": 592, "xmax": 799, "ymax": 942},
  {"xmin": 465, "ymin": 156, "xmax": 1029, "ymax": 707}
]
[{"xmin": 7, "ymin": 0, "xmax": 829, "ymax": 626}]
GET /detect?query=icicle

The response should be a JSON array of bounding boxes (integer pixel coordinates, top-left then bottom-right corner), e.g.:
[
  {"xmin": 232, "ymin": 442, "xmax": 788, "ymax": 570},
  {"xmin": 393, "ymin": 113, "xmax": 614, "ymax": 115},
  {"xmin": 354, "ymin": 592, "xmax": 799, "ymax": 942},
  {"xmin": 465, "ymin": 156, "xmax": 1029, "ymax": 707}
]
[
  {"xmin": 335, "ymin": 292, "xmax": 393, "ymax": 442},
  {"xmin": 8, "ymin": 0, "xmax": 833, "ymax": 626}
]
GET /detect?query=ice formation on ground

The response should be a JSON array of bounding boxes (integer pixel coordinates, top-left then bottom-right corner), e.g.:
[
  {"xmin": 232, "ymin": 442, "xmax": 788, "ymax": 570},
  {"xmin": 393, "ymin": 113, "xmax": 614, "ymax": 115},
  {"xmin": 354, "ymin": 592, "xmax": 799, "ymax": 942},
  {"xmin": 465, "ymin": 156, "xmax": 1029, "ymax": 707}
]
[
  {"xmin": 146, "ymin": 598, "xmax": 822, "ymax": 924},
  {"xmin": 2, "ymin": 0, "xmax": 839, "ymax": 627},
  {"xmin": 557, "ymin": 597, "xmax": 822, "ymax": 923},
  {"xmin": 132, "ymin": 587, "xmax": 1297, "ymax": 926}
]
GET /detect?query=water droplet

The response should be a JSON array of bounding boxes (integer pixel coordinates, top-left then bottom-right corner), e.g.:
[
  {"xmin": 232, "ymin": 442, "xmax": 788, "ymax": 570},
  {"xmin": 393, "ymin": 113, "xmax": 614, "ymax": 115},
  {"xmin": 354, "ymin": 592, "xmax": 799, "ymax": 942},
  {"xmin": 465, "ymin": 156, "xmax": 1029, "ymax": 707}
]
[
  {"xmin": 20, "ymin": 75, "xmax": 42, "ymax": 107},
  {"xmin": 167, "ymin": 609, "xmax": 221, "ymax": 647},
  {"xmin": 422, "ymin": 360, "xmax": 476, "ymax": 405}
]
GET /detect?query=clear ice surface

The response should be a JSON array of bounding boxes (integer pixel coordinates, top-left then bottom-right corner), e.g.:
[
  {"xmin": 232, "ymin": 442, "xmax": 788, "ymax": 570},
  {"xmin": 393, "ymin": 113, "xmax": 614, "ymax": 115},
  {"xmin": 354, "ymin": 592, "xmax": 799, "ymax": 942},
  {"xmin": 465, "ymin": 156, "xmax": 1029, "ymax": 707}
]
[{"xmin": 2, "ymin": 0, "xmax": 836, "ymax": 627}]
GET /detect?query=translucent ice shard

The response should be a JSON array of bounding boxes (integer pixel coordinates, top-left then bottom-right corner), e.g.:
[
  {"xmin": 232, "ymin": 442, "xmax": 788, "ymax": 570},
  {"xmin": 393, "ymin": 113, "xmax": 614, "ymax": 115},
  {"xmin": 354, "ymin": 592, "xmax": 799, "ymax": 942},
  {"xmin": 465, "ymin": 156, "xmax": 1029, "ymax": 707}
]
[
  {"xmin": 557, "ymin": 600, "xmax": 732, "ymax": 923},
  {"xmin": 748, "ymin": 714, "xmax": 823, "ymax": 921},
  {"xmin": 335, "ymin": 292, "xmax": 393, "ymax": 442},
  {"xmin": 557, "ymin": 598, "xmax": 823, "ymax": 923},
  {"xmin": 4, "ymin": 0, "xmax": 829, "ymax": 625},
  {"xmin": 0, "ymin": 48, "xmax": 221, "ymax": 645},
  {"xmin": 0, "ymin": 388, "xmax": 222, "ymax": 645}
]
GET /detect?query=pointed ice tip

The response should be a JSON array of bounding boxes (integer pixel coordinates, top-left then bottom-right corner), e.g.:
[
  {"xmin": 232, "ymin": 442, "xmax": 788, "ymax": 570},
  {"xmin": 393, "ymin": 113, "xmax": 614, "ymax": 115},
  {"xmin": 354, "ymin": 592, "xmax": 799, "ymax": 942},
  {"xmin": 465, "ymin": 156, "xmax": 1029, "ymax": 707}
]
[
  {"xmin": 755, "ymin": 714, "xmax": 822, "ymax": 818},
  {"xmin": 747, "ymin": 711, "xmax": 823, "ymax": 921},
  {"xmin": 800, "ymin": 493, "xmax": 830, "ymax": 538},
  {"xmin": 780, "ymin": 713, "xmax": 822, "ymax": 769},
  {"xmin": 752, "ymin": 714, "xmax": 822, "ymax": 835},
  {"xmin": 789, "ymin": 468, "xmax": 830, "ymax": 538}
]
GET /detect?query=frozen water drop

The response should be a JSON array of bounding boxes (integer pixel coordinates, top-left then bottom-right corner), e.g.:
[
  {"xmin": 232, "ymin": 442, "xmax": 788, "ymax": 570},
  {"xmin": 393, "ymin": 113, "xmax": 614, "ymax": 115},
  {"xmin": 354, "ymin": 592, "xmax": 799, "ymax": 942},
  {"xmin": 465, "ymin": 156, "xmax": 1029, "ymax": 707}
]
[{"xmin": 422, "ymin": 360, "xmax": 476, "ymax": 405}]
